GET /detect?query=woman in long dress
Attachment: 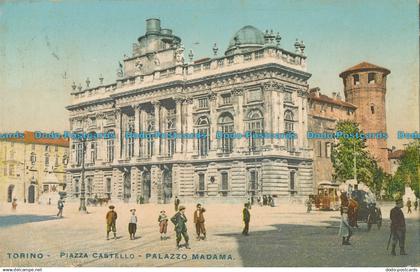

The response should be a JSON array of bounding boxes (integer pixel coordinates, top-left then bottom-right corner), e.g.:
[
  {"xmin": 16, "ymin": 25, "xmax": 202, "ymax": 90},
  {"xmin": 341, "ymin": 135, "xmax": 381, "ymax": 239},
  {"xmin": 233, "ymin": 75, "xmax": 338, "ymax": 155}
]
[{"xmin": 339, "ymin": 206, "xmax": 353, "ymax": 245}]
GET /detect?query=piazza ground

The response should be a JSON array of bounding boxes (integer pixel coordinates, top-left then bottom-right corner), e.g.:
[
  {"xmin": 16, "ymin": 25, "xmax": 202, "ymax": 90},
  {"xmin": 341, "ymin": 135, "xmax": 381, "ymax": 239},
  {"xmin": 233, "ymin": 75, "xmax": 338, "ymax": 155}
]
[{"xmin": 0, "ymin": 201, "xmax": 418, "ymax": 267}]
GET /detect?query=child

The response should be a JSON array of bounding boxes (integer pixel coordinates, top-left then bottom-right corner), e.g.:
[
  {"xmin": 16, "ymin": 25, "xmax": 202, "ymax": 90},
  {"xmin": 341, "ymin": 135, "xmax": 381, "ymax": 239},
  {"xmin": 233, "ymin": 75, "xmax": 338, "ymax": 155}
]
[
  {"xmin": 128, "ymin": 208, "xmax": 137, "ymax": 240},
  {"xmin": 158, "ymin": 210, "xmax": 168, "ymax": 240},
  {"xmin": 106, "ymin": 205, "xmax": 118, "ymax": 240}
]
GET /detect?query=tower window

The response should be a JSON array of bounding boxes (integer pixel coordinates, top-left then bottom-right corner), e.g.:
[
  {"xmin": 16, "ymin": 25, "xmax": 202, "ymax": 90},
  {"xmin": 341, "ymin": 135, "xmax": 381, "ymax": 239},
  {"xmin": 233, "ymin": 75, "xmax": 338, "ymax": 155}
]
[
  {"xmin": 371, "ymin": 105, "xmax": 375, "ymax": 114},
  {"xmin": 353, "ymin": 74, "xmax": 360, "ymax": 85},
  {"xmin": 368, "ymin": 73, "xmax": 375, "ymax": 84}
]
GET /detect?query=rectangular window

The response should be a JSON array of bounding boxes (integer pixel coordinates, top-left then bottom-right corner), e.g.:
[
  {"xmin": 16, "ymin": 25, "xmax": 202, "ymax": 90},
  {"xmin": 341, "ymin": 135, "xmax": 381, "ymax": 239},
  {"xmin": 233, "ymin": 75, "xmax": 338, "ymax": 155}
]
[
  {"xmin": 198, "ymin": 98, "xmax": 209, "ymax": 109},
  {"xmin": 255, "ymin": 51, "xmax": 263, "ymax": 59},
  {"xmin": 353, "ymin": 74, "xmax": 360, "ymax": 85},
  {"xmin": 325, "ymin": 142, "xmax": 331, "ymax": 158},
  {"xmin": 221, "ymin": 93, "xmax": 231, "ymax": 105},
  {"xmin": 368, "ymin": 73, "xmax": 375, "ymax": 84},
  {"xmin": 317, "ymin": 141, "xmax": 322, "ymax": 157}
]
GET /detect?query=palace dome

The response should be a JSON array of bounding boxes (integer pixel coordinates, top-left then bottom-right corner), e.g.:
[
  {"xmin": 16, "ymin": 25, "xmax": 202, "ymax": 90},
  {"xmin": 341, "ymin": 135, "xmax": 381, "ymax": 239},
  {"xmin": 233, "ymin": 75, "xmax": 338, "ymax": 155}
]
[{"xmin": 225, "ymin": 25, "xmax": 265, "ymax": 55}]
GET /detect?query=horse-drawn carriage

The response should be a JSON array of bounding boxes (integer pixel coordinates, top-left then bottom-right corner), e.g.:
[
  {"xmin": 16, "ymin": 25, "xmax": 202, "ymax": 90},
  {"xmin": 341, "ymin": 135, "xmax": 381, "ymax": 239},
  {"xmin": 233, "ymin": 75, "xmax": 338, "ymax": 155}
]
[{"xmin": 351, "ymin": 189, "xmax": 382, "ymax": 230}]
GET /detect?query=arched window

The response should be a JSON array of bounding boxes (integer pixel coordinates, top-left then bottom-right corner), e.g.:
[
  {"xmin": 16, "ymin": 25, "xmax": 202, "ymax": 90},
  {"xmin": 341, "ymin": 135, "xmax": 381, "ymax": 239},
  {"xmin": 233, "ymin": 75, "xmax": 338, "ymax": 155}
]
[
  {"xmin": 166, "ymin": 108, "xmax": 176, "ymax": 157},
  {"xmin": 196, "ymin": 116, "xmax": 210, "ymax": 156},
  {"xmin": 247, "ymin": 110, "xmax": 264, "ymax": 150},
  {"xmin": 30, "ymin": 152, "xmax": 36, "ymax": 165},
  {"xmin": 284, "ymin": 111, "xmax": 295, "ymax": 152},
  {"xmin": 218, "ymin": 113, "xmax": 234, "ymax": 153},
  {"xmin": 220, "ymin": 172, "xmax": 229, "ymax": 197},
  {"xmin": 106, "ymin": 130, "xmax": 115, "ymax": 163},
  {"xmin": 370, "ymin": 105, "xmax": 375, "ymax": 114},
  {"xmin": 146, "ymin": 111, "xmax": 155, "ymax": 158}
]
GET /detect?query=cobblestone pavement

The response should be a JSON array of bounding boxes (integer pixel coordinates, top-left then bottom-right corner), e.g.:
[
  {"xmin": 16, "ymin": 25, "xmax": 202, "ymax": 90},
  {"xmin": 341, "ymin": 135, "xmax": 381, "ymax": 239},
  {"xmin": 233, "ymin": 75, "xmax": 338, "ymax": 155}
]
[{"xmin": 0, "ymin": 201, "xmax": 418, "ymax": 267}]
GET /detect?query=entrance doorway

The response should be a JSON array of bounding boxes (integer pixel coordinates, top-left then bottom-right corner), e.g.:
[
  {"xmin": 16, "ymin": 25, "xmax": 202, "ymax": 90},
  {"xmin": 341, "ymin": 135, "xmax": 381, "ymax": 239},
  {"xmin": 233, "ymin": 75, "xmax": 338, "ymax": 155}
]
[
  {"xmin": 123, "ymin": 171, "xmax": 131, "ymax": 202},
  {"xmin": 7, "ymin": 185, "xmax": 14, "ymax": 202},
  {"xmin": 142, "ymin": 171, "xmax": 151, "ymax": 203},
  {"xmin": 28, "ymin": 185, "xmax": 35, "ymax": 203},
  {"xmin": 163, "ymin": 170, "xmax": 172, "ymax": 204}
]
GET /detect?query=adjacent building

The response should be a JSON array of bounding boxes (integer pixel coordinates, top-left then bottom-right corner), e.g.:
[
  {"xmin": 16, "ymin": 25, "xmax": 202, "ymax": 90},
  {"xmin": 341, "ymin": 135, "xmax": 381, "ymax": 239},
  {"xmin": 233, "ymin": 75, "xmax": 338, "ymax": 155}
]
[
  {"xmin": 0, "ymin": 131, "xmax": 69, "ymax": 203},
  {"xmin": 66, "ymin": 19, "xmax": 314, "ymax": 204},
  {"xmin": 307, "ymin": 88, "xmax": 356, "ymax": 186}
]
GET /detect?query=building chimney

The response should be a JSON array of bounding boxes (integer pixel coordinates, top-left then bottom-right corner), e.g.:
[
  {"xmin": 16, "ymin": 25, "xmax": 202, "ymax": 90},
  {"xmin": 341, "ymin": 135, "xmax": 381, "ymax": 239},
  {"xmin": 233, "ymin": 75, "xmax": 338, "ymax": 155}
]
[{"xmin": 146, "ymin": 18, "xmax": 161, "ymax": 35}]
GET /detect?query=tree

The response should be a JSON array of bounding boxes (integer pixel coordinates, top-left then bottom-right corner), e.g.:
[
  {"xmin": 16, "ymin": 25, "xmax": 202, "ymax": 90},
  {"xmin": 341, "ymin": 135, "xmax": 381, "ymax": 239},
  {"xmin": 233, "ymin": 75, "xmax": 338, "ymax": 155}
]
[
  {"xmin": 392, "ymin": 140, "xmax": 420, "ymax": 198},
  {"xmin": 331, "ymin": 121, "xmax": 378, "ymax": 189}
]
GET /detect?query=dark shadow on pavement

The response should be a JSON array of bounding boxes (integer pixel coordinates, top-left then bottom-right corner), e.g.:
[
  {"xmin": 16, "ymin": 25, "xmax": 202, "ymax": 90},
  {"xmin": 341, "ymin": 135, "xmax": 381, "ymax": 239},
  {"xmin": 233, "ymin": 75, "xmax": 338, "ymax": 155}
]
[
  {"xmin": 0, "ymin": 215, "xmax": 59, "ymax": 228},
  {"xmin": 216, "ymin": 218, "xmax": 419, "ymax": 267}
]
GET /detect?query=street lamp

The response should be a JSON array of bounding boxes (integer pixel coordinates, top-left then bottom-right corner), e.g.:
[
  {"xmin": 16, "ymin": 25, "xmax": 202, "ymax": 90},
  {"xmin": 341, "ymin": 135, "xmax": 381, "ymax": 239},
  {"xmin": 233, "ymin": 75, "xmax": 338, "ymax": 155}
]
[{"xmin": 79, "ymin": 139, "xmax": 87, "ymax": 213}]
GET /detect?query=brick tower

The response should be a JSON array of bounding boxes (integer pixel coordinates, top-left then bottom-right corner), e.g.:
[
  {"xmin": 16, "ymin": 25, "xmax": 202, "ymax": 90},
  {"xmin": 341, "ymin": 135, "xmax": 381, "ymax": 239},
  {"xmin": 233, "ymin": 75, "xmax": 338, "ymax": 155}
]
[{"xmin": 339, "ymin": 62, "xmax": 390, "ymax": 172}]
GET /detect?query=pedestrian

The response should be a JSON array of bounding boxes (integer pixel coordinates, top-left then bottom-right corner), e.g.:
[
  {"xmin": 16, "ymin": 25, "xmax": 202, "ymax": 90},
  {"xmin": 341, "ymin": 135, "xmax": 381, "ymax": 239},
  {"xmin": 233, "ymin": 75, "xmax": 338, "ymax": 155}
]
[
  {"xmin": 193, "ymin": 203, "xmax": 206, "ymax": 240},
  {"xmin": 390, "ymin": 199, "xmax": 407, "ymax": 256},
  {"xmin": 57, "ymin": 198, "xmax": 64, "ymax": 217},
  {"xmin": 242, "ymin": 203, "xmax": 251, "ymax": 235},
  {"xmin": 339, "ymin": 206, "xmax": 352, "ymax": 245},
  {"xmin": 158, "ymin": 210, "xmax": 169, "ymax": 240},
  {"xmin": 414, "ymin": 199, "xmax": 418, "ymax": 211},
  {"xmin": 406, "ymin": 198, "xmax": 412, "ymax": 214},
  {"xmin": 348, "ymin": 196, "xmax": 359, "ymax": 228},
  {"xmin": 174, "ymin": 196, "xmax": 180, "ymax": 212},
  {"xmin": 11, "ymin": 198, "xmax": 17, "ymax": 211},
  {"xmin": 305, "ymin": 197, "xmax": 312, "ymax": 213},
  {"xmin": 106, "ymin": 205, "xmax": 118, "ymax": 240},
  {"xmin": 128, "ymin": 208, "xmax": 137, "ymax": 240},
  {"xmin": 171, "ymin": 205, "xmax": 190, "ymax": 249},
  {"xmin": 263, "ymin": 195, "xmax": 267, "ymax": 206},
  {"xmin": 247, "ymin": 198, "xmax": 252, "ymax": 209}
]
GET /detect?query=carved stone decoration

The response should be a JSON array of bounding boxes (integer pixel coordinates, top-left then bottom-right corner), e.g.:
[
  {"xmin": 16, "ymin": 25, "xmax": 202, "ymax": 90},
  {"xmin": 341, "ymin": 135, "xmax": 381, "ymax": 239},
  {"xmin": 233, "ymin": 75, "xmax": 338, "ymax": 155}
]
[
  {"xmin": 185, "ymin": 97, "xmax": 193, "ymax": 104},
  {"xmin": 208, "ymin": 91, "xmax": 217, "ymax": 101},
  {"xmin": 174, "ymin": 96, "xmax": 184, "ymax": 104},
  {"xmin": 297, "ymin": 88, "xmax": 308, "ymax": 97},
  {"xmin": 175, "ymin": 44, "xmax": 185, "ymax": 64},
  {"xmin": 231, "ymin": 87, "xmax": 244, "ymax": 96}
]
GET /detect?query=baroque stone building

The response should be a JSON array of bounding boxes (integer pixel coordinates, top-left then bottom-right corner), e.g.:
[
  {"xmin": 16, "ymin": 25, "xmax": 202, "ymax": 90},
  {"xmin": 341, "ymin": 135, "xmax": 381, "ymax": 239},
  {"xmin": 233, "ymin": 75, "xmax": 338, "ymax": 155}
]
[
  {"xmin": 66, "ymin": 19, "xmax": 314, "ymax": 204},
  {"xmin": 0, "ymin": 131, "xmax": 69, "ymax": 203}
]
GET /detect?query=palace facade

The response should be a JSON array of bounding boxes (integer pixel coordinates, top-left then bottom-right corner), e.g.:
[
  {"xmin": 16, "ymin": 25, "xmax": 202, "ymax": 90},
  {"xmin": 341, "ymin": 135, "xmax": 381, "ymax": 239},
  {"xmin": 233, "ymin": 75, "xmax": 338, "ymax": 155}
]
[{"xmin": 65, "ymin": 19, "xmax": 314, "ymax": 204}]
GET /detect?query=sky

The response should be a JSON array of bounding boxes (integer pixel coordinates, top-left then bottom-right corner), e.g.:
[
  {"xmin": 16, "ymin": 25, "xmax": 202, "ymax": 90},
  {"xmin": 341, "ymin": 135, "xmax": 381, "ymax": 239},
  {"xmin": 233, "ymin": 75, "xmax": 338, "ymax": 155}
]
[{"xmin": 0, "ymin": 0, "xmax": 418, "ymax": 148}]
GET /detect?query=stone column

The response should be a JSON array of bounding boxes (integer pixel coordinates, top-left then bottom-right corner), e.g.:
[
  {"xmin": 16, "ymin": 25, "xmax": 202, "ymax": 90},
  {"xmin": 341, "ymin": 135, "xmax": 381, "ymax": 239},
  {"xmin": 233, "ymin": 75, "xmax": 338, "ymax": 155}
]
[
  {"xmin": 209, "ymin": 92, "xmax": 218, "ymax": 152},
  {"xmin": 139, "ymin": 106, "xmax": 145, "ymax": 158},
  {"xmin": 133, "ymin": 104, "xmax": 140, "ymax": 158},
  {"xmin": 150, "ymin": 165, "xmax": 162, "ymax": 203},
  {"xmin": 232, "ymin": 87, "xmax": 244, "ymax": 153},
  {"xmin": 115, "ymin": 109, "xmax": 122, "ymax": 161},
  {"xmin": 263, "ymin": 82, "xmax": 273, "ymax": 145},
  {"xmin": 184, "ymin": 97, "xmax": 194, "ymax": 154},
  {"xmin": 175, "ymin": 97, "xmax": 183, "ymax": 154},
  {"xmin": 152, "ymin": 101, "xmax": 161, "ymax": 157}
]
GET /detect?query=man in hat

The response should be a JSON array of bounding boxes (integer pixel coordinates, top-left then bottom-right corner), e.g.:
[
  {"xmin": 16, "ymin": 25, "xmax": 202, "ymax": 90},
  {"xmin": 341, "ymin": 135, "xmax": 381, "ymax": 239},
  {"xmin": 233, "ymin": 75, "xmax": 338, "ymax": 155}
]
[
  {"xmin": 193, "ymin": 203, "xmax": 206, "ymax": 240},
  {"xmin": 106, "ymin": 205, "xmax": 118, "ymax": 240},
  {"xmin": 406, "ymin": 198, "xmax": 412, "ymax": 214},
  {"xmin": 171, "ymin": 205, "xmax": 190, "ymax": 249},
  {"xmin": 128, "ymin": 208, "xmax": 137, "ymax": 240},
  {"xmin": 242, "ymin": 203, "xmax": 251, "ymax": 235},
  {"xmin": 57, "ymin": 197, "xmax": 64, "ymax": 218},
  {"xmin": 390, "ymin": 199, "xmax": 407, "ymax": 256}
]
